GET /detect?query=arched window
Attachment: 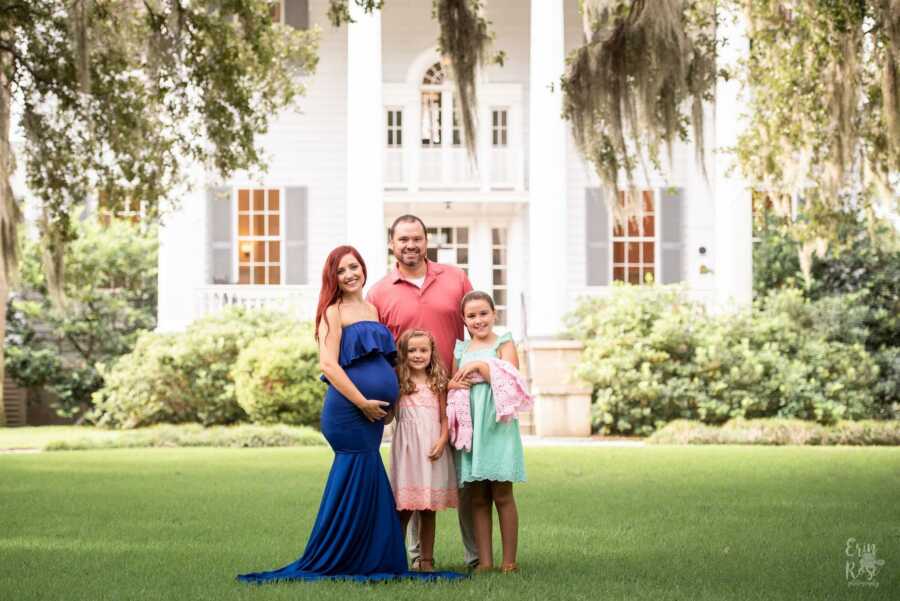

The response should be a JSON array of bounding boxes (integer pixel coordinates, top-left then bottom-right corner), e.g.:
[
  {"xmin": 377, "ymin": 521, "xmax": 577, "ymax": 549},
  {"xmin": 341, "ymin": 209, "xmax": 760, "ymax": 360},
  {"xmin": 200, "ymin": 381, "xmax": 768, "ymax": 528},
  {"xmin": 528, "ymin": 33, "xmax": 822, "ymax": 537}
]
[
  {"xmin": 420, "ymin": 62, "xmax": 446, "ymax": 146},
  {"xmin": 422, "ymin": 61, "xmax": 446, "ymax": 86},
  {"xmin": 420, "ymin": 61, "xmax": 463, "ymax": 148}
]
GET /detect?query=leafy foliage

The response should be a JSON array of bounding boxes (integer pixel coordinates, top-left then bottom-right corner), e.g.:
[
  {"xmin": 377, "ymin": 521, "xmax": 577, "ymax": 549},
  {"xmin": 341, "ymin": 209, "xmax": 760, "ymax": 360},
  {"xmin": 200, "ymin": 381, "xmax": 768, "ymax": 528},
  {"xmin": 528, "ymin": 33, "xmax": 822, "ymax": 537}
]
[
  {"xmin": 566, "ymin": 285, "xmax": 886, "ymax": 436},
  {"xmin": 1, "ymin": 0, "xmax": 319, "ymax": 299},
  {"xmin": 44, "ymin": 424, "xmax": 325, "ymax": 451},
  {"xmin": 735, "ymin": 0, "xmax": 900, "ymax": 246},
  {"xmin": 754, "ymin": 210, "xmax": 900, "ymax": 409},
  {"xmin": 233, "ymin": 326, "xmax": 326, "ymax": 427},
  {"xmin": 90, "ymin": 308, "xmax": 318, "ymax": 429},
  {"xmin": 648, "ymin": 418, "xmax": 900, "ymax": 446},
  {"xmin": 5, "ymin": 219, "xmax": 157, "ymax": 419}
]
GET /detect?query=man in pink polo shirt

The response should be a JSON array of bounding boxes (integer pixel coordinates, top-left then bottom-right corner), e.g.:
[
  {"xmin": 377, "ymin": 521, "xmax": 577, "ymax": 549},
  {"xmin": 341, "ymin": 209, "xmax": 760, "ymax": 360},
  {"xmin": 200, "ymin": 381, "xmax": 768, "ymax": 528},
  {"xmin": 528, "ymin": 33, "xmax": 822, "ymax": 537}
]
[{"xmin": 367, "ymin": 214, "xmax": 477, "ymax": 569}]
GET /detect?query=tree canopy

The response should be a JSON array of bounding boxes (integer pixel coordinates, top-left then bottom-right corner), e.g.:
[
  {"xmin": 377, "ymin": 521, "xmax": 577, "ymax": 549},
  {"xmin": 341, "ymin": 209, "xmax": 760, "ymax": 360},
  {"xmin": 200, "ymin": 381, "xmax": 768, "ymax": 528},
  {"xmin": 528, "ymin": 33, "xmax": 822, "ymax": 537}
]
[
  {"xmin": 0, "ymin": 0, "xmax": 318, "ymax": 420},
  {"xmin": 561, "ymin": 0, "xmax": 899, "ymax": 238},
  {"xmin": 1, "ymin": 0, "xmax": 318, "ymax": 298}
]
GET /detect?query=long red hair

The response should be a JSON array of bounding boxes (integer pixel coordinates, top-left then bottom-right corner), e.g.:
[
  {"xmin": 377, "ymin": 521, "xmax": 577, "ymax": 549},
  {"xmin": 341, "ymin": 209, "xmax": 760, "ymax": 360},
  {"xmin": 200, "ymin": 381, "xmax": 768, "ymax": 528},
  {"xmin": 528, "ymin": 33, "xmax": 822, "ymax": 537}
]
[{"xmin": 315, "ymin": 245, "xmax": 368, "ymax": 342}]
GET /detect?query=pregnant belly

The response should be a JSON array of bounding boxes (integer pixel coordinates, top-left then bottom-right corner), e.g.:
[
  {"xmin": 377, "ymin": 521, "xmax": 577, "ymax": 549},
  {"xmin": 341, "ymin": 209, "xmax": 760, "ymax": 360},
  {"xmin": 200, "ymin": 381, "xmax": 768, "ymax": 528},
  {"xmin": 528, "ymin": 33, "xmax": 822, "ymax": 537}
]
[{"xmin": 343, "ymin": 354, "xmax": 400, "ymax": 405}]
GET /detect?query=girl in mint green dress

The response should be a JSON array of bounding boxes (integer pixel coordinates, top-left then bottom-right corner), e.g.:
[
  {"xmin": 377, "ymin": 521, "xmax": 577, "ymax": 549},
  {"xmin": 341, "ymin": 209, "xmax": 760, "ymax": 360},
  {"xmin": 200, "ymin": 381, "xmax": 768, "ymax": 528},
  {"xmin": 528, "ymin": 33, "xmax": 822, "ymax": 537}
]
[{"xmin": 448, "ymin": 291, "xmax": 526, "ymax": 574}]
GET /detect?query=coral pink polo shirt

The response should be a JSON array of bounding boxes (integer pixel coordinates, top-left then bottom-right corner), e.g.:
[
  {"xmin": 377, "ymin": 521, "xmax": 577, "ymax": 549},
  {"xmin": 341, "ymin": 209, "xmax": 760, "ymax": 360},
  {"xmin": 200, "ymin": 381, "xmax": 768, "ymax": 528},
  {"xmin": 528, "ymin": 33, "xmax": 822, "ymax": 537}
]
[{"xmin": 367, "ymin": 260, "xmax": 473, "ymax": 372}]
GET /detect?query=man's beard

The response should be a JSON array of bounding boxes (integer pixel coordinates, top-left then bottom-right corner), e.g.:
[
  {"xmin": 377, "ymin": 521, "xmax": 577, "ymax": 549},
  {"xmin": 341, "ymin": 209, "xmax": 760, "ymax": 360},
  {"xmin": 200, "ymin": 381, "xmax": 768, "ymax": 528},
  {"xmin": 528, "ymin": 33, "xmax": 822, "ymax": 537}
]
[{"xmin": 399, "ymin": 250, "xmax": 422, "ymax": 267}]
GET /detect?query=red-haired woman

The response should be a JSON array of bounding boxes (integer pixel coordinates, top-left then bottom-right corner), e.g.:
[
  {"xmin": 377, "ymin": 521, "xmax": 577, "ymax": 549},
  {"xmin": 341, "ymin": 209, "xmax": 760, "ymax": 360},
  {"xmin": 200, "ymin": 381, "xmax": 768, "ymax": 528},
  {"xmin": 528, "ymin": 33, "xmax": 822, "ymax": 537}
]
[{"xmin": 238, "ymin": 246, "xmax": 463, "ymax": 584}]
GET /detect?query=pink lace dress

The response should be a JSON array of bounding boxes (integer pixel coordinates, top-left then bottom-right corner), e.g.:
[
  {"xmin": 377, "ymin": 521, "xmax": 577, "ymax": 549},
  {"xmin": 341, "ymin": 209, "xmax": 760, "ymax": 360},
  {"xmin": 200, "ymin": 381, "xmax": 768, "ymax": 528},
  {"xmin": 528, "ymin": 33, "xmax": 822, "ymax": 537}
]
[{"xmin": 389, "ymin": 384, "xmax": 459, "ymax": 511}]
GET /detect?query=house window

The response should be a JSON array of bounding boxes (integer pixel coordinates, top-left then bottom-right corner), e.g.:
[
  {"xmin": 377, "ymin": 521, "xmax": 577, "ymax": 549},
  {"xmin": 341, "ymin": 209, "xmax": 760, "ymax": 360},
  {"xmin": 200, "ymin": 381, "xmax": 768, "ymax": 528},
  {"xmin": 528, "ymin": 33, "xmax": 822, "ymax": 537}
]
[
  {"xmin": 491, "ymin": 109, "xmax": 508, "ymax": 147},
  {"xmin": 237, "ymin": 189, "xmax": 282, "ymax": 285},
  {"xmin": 612, "ymin": 190, "xmax": 655, "ymax": 284},
  {"xmin": 386, "ymin": 108, "xmax": 403, "ymax": 147},
  {"xmin": 425, "ymin": 227, "xmax": 468, "ymax": 276},
  {"xmin": 491, "ymin": 227, "xmax": 508, "ymax": 326},
  {"xmin": 452, "ymin": 102, "xmax": 462, "ymax": 147},
  {"xmin": 421, "ymin": 91, "xmax": 442, "ymax": 146},
  {"xmin": 98, "ymin": 191, "xmax": 143, "ymax": 225}
]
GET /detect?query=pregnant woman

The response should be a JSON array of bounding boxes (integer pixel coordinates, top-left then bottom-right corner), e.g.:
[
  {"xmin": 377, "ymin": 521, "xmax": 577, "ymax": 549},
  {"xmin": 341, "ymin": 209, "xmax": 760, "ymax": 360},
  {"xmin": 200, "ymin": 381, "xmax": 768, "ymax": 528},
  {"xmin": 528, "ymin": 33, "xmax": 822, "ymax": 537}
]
[{"xmin": 237, "ymin": 246, "xmax": 463, "ymax": 583}]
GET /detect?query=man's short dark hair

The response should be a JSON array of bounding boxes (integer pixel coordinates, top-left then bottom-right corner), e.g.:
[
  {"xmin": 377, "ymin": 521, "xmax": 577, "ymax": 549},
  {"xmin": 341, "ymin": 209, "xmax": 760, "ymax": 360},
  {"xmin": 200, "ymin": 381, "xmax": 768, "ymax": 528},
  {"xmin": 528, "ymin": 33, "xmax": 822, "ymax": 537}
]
[{"xmin": 389, "ymin": 214, "xmax": 428, "ymax": 239}]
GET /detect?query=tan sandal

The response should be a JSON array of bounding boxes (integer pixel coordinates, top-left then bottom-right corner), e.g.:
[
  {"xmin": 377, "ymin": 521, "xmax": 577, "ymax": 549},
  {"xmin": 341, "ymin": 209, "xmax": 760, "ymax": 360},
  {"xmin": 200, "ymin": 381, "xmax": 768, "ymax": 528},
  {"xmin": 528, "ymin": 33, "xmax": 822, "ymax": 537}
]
[
  {"xmin": 500, "ymin": 562, "xmax": 519, "ymax": 574},
  {"xmin": 473, "ymin": 564, "xmax": 494, "ymax": 574}
]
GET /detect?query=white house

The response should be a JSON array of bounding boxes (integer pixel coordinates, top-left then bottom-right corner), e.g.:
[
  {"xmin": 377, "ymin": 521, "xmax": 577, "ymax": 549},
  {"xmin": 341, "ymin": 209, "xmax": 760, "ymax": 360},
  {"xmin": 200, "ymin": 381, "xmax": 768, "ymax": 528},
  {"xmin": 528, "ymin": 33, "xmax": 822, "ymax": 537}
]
[{"xmin": 156, "ymin": 0, "xmax": 754, "ymax": 339}]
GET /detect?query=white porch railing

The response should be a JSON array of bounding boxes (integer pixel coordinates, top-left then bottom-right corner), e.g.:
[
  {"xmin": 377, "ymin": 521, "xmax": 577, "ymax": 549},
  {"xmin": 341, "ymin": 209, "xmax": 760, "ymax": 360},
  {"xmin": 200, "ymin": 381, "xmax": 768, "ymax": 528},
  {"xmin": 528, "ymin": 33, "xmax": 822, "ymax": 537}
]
[
  {"xmin": 419, "ymin": 147, "xmax": 480, "ymax": 188},
  {"xmin": 387, "ymin": 145, "xmax": 522, "ymax": 191},
  {"xmin": 384, "ymin": 148, "xmax": 404, "ymax": 187},
  {"xmin": 195, "ymin": 285, "xmax": 319, "ymax": 322}
]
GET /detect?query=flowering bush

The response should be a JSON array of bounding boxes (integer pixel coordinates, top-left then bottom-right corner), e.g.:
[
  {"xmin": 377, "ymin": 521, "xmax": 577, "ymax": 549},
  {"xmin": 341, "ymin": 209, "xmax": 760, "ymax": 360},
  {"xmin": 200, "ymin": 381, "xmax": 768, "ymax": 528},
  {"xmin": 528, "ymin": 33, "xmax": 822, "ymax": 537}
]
[
  {"xmin": 91, "ymin": 308, "xmax": 315, "ymax": 428},
  {"xmin": 233, "ymin": 328, "xmax": 325, "ymax": 427},
  {"xmin": 567, "ymin": 285, "xmax": 883, "ymax": 436}
]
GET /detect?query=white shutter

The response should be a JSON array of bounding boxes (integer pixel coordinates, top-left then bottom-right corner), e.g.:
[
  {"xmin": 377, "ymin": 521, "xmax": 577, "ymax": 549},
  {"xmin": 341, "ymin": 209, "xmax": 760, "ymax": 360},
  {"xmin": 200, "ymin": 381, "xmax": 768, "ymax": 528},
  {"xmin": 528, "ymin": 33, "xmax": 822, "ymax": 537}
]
[
  {"xmin": 207, "ymin": 186, "xmax": 233, "ymax": 284},
  {"xmin": 585, "ymin": 188, "xmax": 610, "ymax": 286},
  {"xmin": 658, "ymin": 187, "xmax": 685, "ymax": 284},
  {"xmin": 285, "ymin": 187, "xmax": 308, "ymax": 285}
]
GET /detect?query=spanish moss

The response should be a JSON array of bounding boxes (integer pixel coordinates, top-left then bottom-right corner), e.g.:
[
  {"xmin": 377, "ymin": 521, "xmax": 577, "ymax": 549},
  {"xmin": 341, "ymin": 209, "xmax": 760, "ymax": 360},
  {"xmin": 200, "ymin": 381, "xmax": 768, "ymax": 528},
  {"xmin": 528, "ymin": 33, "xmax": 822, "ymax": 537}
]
[{"xmin": 561, "ymin": 0, "xmax": 717, "ymax": 224}]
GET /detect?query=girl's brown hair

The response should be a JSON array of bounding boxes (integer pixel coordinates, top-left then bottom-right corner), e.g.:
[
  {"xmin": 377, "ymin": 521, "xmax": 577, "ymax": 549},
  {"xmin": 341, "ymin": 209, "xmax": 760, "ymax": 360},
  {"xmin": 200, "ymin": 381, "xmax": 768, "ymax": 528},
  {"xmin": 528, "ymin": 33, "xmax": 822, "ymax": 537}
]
[
  {"xmin": 460, "ymin": 290, "xmax": 496, "ymax": 314},
  {"xmin": 395, "ymin": 330, "xmax": 448, "ymax": 396}
]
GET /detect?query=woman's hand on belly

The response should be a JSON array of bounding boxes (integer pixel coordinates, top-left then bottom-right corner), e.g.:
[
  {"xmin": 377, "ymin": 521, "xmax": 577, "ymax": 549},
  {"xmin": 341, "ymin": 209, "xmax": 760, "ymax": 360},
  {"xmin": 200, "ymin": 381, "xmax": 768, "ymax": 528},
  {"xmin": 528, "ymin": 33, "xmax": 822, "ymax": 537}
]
[{"xmin": 358, "ymin": 399, "xmax": 390, "ymax": 422}]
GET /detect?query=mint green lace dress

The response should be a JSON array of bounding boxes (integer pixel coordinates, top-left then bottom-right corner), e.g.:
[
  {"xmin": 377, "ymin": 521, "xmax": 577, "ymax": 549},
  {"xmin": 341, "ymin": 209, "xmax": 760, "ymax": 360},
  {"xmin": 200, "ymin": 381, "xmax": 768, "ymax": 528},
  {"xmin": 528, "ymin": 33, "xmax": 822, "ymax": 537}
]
[{"xmin": 454, "ymin": 332, "xmax": 526, "ymax": 485}]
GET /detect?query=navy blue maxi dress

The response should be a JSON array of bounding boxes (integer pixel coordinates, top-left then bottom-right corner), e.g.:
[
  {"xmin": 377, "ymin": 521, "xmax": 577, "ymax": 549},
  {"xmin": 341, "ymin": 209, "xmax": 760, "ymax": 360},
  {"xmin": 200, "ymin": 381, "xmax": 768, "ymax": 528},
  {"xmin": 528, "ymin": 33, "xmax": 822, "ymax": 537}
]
[{"xmin": 237, "ymin": 321, "xmax": 465, "ymax": 583}]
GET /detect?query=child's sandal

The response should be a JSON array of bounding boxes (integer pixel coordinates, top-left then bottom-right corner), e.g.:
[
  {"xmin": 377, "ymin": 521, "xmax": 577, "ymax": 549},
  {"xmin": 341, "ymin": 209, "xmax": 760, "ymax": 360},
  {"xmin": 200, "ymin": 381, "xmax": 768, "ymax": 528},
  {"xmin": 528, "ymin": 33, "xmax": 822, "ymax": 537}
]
[
  {"xmin": 418, "ymin": 558, "xmax": 435, "ymax": 573},
  {"xmin": 500, "ymin": 562, "xmax": 519, "ymax": 574}
]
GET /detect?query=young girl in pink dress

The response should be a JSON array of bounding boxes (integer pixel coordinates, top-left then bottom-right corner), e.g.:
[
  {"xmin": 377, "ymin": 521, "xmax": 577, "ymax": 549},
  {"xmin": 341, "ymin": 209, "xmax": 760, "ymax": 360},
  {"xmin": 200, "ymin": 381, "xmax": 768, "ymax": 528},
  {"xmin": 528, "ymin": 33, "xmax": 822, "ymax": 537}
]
[{"xmin": 388, "ymin": 329, "xmax": 459, "ymax": 572}]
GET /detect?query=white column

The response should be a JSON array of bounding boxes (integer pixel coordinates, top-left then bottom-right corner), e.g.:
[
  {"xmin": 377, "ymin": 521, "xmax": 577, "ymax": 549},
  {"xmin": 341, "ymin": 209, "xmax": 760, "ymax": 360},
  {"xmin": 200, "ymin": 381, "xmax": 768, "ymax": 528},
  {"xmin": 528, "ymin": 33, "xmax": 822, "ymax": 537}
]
[
  {"xmin": 346, "ymin": 3, "xmax": 386, "ymax": 286},
  {"xmin": 527, "ymin": 0, "xmax": 567, "ymax": 337},
  {"xmin": 158, "ymin": 170, "xmax": 207, "ymax": 332},
  {"xmin": 713, "ymin": 9, "xmax": 753, "ymax": 309}
]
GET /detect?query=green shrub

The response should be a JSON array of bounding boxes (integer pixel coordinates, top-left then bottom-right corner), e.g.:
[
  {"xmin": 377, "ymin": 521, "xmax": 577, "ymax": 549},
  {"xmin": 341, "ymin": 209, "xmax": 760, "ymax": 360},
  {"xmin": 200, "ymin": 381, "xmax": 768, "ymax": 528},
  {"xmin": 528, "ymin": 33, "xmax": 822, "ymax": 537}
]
[
  {"xmin": 233, "ymin": 326, "xmax": 326, "ymax": 426},
  {"xmin": 647, "ymin": 418, "xmax": 900, "ymax": 446},
  {"xmin": 44, "ymin": 424, "xmax": 325, "ymax": 451},
  {"xmin": 91, "ymin": 308, "xmax": 308, "ymax": 428},
  {"xmin": 567, "ymin": 285, "xmax": 882, "ymax": 435},
  {"xmin": 5, "ymin": 220, "xmax": 158, "ymax": 419}
]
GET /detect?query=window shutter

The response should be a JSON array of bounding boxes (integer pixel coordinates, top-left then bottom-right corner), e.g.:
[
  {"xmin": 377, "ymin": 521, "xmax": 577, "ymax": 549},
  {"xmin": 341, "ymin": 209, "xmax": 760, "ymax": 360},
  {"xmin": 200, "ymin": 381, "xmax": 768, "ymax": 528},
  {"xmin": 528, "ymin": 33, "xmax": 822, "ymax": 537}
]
[
  {"xmin": 585, "ymin": 187, "xmax": 610, "ymax": 286},
  {"xmin": 285, "ymin": 186, "xmax": 308, "ymax": 285},
  {"xmin": 207, "ymin": 186, "xmax": 233, "ymax": 284},
  {"xmin": 658, "ymin": 187, "xmax": 685, "ymax": 284},
  {"xmin": 284, "ymin": 0, "xmax": 309, "ymax": 30}
]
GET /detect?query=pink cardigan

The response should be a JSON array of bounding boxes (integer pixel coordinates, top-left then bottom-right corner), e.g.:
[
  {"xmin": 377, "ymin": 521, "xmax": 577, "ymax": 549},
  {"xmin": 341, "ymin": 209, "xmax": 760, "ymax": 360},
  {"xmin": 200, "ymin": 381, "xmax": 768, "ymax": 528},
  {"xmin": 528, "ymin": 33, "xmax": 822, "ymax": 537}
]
[{"xmin": 447, "ymin": 358, "xmax": 533, "ymax": 451}]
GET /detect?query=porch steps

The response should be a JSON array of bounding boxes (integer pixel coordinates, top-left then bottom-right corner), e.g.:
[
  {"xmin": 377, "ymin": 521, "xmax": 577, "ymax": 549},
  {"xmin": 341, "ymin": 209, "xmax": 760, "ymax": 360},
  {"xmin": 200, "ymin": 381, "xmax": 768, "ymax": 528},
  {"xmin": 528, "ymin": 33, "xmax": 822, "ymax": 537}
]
[{"xmin": 2, "ymin": 377, "xmax": 28, "ymax": 427}]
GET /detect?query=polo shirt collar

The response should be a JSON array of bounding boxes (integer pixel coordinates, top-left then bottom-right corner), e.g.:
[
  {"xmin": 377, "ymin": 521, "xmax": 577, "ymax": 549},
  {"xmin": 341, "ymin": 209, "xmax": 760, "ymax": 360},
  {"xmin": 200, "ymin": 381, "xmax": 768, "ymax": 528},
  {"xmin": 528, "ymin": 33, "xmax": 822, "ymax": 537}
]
[{"xmin": 391, "ymin": 259, "xmax": 444, "ymax": 286}]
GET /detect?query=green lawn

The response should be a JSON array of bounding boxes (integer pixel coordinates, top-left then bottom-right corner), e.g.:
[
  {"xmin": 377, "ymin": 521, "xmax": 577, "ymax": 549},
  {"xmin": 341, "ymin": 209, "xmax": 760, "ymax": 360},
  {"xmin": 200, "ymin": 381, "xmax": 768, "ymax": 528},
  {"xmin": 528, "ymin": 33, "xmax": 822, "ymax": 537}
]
[{"xmin": 1, "ymin": 445, "xmax": 898, "ymax": 601}]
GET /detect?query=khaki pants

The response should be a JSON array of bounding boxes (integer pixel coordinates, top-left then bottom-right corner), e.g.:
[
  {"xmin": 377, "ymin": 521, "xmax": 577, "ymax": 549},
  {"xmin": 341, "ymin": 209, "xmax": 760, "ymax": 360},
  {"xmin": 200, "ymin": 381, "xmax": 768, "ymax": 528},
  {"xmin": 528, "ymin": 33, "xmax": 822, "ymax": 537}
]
[{"xmin": 406, "ymin": 483, "xmax": 479, "ymax": 568}]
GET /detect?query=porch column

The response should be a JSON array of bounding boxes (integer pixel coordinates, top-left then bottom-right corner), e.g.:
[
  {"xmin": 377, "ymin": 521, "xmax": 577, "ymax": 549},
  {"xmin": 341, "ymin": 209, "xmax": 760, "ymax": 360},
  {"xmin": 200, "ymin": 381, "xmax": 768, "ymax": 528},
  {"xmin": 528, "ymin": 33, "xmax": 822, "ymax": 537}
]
[
  {"xmin": 713, "ymin": 8, "xmax": 753, "ymax": 308},
  {"xmin": 346, "ymin": 3, "xmax": 386, "ymax": 285},
  {"xmin": 527, "ymin": 0, "xmax": 567, "ymax": 336}
]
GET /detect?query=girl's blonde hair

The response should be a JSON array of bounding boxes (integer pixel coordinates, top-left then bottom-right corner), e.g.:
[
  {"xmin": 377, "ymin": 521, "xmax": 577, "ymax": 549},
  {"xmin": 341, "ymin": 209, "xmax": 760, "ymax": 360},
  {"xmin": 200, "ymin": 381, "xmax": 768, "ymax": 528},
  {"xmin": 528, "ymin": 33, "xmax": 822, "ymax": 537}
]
[{"xmin": 396, "ymin": 330, "xmax": 448, "ymax": 396}]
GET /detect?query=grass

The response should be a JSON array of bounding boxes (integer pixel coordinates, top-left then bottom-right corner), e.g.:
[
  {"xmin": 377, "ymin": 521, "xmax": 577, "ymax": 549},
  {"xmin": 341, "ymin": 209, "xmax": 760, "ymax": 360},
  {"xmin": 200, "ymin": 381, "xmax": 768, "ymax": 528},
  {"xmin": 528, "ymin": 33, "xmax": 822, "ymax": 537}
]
[{"xmin": 1, "ymin": 445, "xmax": 898, "ymax": 601}]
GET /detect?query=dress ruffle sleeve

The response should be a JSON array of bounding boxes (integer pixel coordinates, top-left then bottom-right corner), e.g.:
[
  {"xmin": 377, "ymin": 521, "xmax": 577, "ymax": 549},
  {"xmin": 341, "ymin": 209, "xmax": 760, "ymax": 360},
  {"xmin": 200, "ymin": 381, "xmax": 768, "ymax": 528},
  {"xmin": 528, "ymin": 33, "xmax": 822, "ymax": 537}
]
[{"xmin": 320, "ymin": 322, "xmax": 397, "ymax": 383}]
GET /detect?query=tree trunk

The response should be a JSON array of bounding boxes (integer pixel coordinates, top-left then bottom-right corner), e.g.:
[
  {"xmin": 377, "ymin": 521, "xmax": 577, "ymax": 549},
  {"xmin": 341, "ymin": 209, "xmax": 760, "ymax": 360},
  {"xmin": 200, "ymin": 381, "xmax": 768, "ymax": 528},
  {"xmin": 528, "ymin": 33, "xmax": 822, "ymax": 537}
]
[{"xmin": 1, "ymin": 42, "xmax": 15, "ymax": 426}]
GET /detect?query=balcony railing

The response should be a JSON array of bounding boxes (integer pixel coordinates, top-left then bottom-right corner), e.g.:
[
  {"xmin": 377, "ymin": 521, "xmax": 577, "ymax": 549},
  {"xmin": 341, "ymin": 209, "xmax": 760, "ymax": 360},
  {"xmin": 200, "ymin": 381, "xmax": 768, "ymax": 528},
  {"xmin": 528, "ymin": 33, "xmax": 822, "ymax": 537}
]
[
  {"xmin": 195, "ymin": 285, "xmax": 319, "ymax": 322},
  {"xmin": 384, "ymin": 145, "xmax": 523, "ymax": 191}
]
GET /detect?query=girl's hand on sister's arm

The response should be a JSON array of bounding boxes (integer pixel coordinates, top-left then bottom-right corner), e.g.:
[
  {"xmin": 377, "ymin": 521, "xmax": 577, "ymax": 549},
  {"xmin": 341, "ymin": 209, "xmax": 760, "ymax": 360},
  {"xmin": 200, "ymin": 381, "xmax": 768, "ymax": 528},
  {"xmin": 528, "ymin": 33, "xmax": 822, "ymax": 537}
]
[
  {"xmin": 447, "ymin": 378, "xmax": 470, "ymax": 390},
  {"xmin": 452, "ymin": 362, "xmax": 483, "ymax": 384}
]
